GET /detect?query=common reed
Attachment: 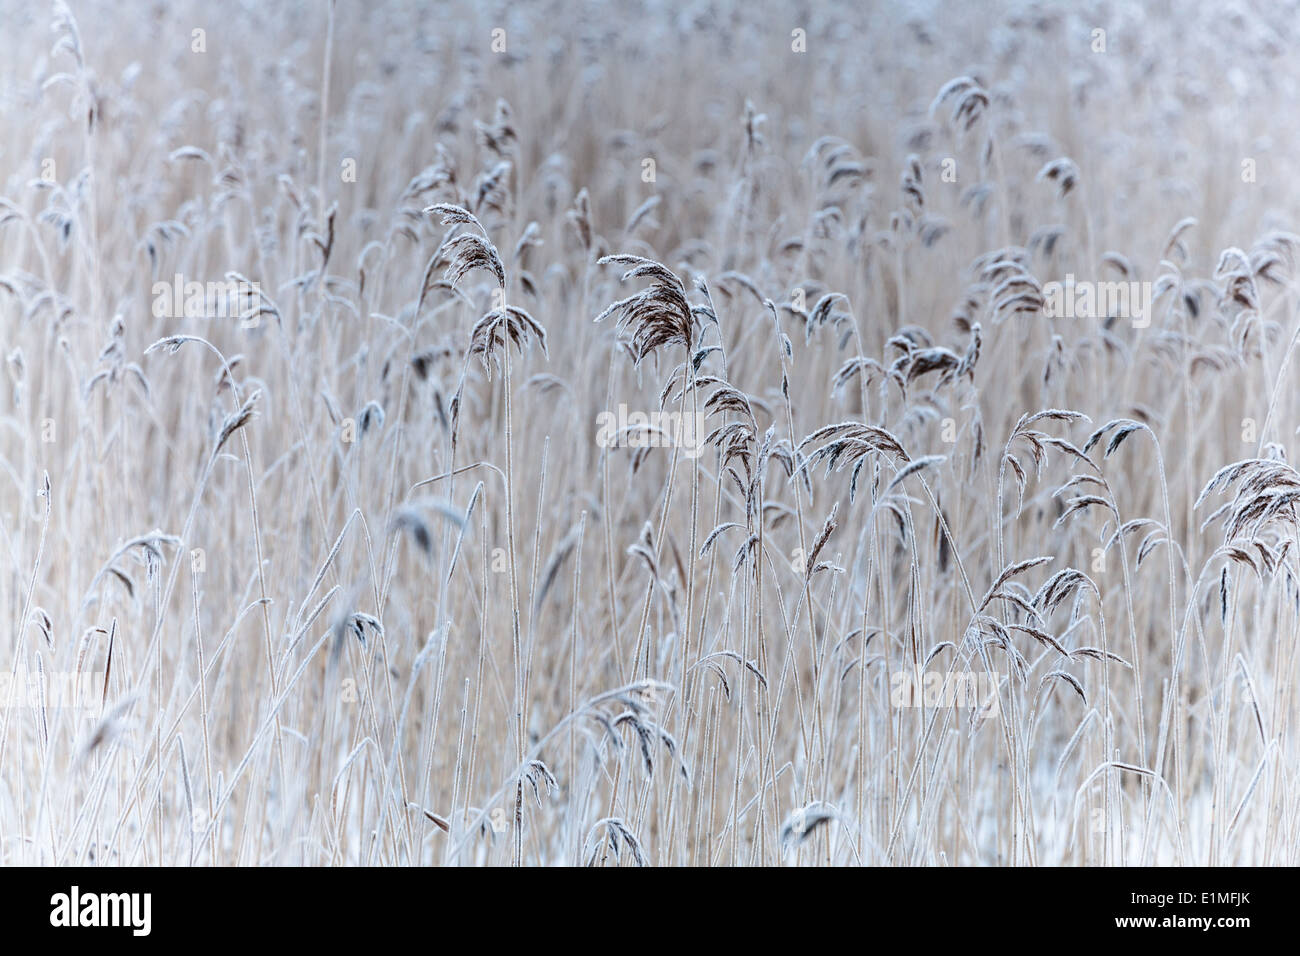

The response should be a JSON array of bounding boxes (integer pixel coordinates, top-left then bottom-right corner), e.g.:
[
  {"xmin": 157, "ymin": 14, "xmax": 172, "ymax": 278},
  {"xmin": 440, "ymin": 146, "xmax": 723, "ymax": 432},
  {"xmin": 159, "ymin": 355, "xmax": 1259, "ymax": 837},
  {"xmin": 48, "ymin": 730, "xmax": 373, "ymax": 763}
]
[{"xmin": 0, "ymin": 0, "xmax": 1297, "ymax": 866}]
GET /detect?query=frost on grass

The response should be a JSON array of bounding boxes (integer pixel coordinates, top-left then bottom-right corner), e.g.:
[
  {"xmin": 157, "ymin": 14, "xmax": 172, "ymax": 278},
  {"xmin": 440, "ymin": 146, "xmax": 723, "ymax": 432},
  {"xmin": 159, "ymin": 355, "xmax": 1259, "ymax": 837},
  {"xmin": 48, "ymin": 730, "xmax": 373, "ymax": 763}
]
[{"xmin": 0, "ymin": 0, "xmax": 1296, "ymax": 866}]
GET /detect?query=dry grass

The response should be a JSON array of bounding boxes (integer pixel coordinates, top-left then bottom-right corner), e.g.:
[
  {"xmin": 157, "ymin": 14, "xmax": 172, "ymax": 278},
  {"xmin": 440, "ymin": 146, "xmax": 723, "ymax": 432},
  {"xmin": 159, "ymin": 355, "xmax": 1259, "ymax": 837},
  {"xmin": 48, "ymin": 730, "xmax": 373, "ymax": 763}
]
[{"xmin": 1, "ymin": 0, "xmax": 1299, "ymax": 865}]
